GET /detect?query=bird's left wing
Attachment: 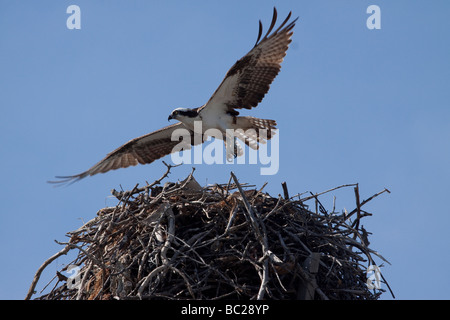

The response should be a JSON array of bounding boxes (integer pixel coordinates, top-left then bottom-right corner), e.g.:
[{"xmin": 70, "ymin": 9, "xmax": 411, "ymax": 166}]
[
  {"xmin": 49, "ymin": 122, "xmax": 197, "ymax": 185},
  {"xmin": 199, "ymin": 8, "xmax": 298, "ymax": 116}
]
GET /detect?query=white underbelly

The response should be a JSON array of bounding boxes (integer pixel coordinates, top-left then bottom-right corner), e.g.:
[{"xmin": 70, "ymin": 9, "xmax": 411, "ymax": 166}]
[
  {"xmin": 203, "ymin": 113, "xmax": 229, "ymax": 130},
  {"xmin": 194, "ymin": 107, "xmax": 232, "ymax": 133}
]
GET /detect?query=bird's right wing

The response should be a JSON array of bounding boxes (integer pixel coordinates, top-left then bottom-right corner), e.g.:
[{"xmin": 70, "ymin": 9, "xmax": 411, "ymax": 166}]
[{"xmin": 48, "ymin": 122, "xmax": 198, "ymax": 185}]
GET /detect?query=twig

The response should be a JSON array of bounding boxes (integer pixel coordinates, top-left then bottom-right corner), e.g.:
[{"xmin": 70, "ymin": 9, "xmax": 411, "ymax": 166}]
[
  {"xmin": 230, "ymin": 171, "xmax": 270, "ymax": 300},
  {"xmin": 111, "ymin": 161, "xmax": 180, "ymax": 199},
  {"xmin": 281, "ymin": 182, "xmax": 289, "ymax": 200},
  {"xmin": 352, "ymin": 184, "xmax": 362, "ymax": 238},
  {"xmin": 299, "ymin": 184, "xmax": 358, "ymax": 202},
  {"xmin": 345, "ymin": 187, "xmax": 391, "ymax": 222},
  {"xmin": 25, "ymin": 244, "xmax": 71, "ymax": 300}
]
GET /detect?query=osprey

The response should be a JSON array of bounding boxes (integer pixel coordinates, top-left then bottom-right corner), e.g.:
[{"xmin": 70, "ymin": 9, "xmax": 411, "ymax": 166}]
[{"xmin": 50, "ymin": 8, "xmax": 297, "ymax": 184}]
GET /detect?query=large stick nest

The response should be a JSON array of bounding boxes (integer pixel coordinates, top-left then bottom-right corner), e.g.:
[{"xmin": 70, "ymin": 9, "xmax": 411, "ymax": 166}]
[{"xmin": 28, "ymin": 166, "xmax": 393, "ymax": 300}]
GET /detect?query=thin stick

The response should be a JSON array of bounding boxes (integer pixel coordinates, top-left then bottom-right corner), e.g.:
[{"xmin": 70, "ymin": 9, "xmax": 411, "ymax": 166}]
[
  {"xmin": 111, "ymin": 161, "xmax": 180, "ymax": 199},
  {"xmin": 345, "ymin": 187, "xmax": 391, "ymax": 222},
  {"xmin": 281, "ymin": 182, "xmax": 289, "ymax": 200},
  {"xmin": 25, "ymin": 244, "xmax": 71, "ymax": 300},
  {"xmin": 298, "ymin": 184, "xmax": 358, "ymax": 202},
  {"xmin": 352, "ymin": 184, "xmax": 361, "ymax": 238},
  {"xmin": 230, "ymin": 171, "xmax": 269, "ymax": 300}
]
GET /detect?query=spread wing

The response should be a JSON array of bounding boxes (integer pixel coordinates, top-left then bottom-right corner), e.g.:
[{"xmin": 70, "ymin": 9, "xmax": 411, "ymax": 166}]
[
  {"xmin": 49, "ymin": 123, "xmax": 199, "ymax": 185},
  {"xmin": 199, "ymin": 8, "xmax": 298, "ymax": 116}
]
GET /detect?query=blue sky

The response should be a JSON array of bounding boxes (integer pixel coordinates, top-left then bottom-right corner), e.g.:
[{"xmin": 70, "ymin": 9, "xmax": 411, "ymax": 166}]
[{"xmin": 1, "ymin": 1, "xmax": 449, "ymax": 300}]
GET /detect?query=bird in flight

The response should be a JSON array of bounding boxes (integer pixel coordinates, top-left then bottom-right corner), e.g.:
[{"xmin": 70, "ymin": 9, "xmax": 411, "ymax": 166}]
[{"xmin": 49, "ymin": 8, "xmax": 298, "ymax": 185}]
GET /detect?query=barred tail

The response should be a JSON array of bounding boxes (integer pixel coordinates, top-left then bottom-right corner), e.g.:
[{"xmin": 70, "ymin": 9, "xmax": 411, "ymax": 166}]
[{"xmin": 233, "ymin": 116, "xmax": 277, "ymax": 150}]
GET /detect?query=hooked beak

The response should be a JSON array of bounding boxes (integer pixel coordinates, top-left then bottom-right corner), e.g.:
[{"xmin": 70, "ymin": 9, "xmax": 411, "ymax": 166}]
[{"xmin": 168, "ymin": 115, "xmax": 173, "ymax": 121}]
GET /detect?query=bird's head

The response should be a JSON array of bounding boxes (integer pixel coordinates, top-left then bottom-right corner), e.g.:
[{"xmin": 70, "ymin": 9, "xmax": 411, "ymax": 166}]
[{"xmin": 168, "ymin": 108, "xmax": 198, "ymax": 121}]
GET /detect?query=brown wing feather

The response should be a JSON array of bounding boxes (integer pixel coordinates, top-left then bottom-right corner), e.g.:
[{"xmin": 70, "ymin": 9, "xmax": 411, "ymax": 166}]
[
  {"xmin": 200, "ymin": 7, "xmax": 298, "ymax": 115},
  {"xmin": 49, "ymin": 123, "xmax": 197, "ymax": 185}
]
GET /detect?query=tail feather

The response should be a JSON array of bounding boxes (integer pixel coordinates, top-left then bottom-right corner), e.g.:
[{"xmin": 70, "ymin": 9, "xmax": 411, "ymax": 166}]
[{"xmin": 233, "ymin": 116, "xmax": 277, "ymax": 150}]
